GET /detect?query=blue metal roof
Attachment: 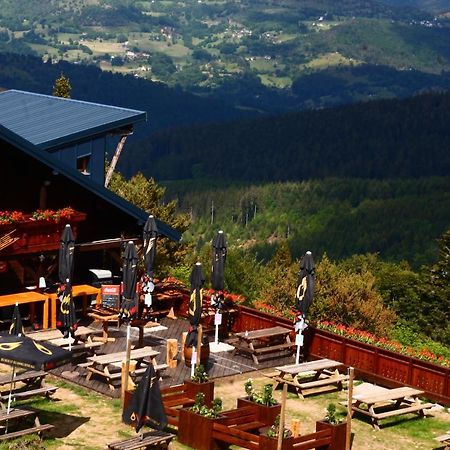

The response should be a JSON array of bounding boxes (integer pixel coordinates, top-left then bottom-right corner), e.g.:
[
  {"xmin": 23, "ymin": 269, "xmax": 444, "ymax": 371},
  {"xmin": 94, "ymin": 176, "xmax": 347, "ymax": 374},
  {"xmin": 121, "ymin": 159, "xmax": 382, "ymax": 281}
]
[
  {"xmin": 0, "ymin": 123, "xmax": 181, "ymax": 242},
  {"xmin": 0, "ymin": 90, "xmax": 146, "ymax": 150}
]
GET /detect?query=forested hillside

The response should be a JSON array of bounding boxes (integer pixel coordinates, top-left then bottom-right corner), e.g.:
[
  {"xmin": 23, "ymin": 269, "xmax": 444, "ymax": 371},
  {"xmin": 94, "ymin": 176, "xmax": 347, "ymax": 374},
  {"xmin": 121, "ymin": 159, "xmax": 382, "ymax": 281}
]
[
  {"xmin": 132, "ymin": 91, "xmax": 450, "ymax": 181},
  {"xmin": 168, "ymin": 177, "xmax": 450, "ymax": 269}
]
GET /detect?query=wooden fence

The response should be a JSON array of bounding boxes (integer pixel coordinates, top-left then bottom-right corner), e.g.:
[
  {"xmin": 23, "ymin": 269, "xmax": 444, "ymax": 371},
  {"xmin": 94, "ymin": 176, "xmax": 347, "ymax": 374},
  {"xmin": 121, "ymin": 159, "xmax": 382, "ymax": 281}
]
[{"xmin": 231, "ymin": 305, "xmax": 450, "ymax": 405}]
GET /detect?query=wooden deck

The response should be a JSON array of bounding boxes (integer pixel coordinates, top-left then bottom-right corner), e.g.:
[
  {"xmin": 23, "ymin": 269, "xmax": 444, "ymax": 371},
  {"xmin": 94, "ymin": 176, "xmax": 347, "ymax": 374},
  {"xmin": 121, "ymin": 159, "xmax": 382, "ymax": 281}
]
[{"xmin": 50, "ymin": 316, "xmax": 295, "ymax": 398}]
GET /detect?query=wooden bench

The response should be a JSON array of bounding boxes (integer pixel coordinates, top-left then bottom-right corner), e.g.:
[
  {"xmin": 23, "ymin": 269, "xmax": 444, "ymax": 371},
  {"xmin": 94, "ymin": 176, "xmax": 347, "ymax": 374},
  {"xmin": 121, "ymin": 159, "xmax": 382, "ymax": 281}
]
[
  {"xmin": 1, "ymin": 385, "xmax": 58, "ymax": 403},
  {"xmin": 0, "ymin": 408, "xmax": 54, "ymax": 442},
  {"xmin": 372, "ymin": 402, "xmax": 433, "ymax": 419},
  {"xmin": 107, "ymin": 430, "xmax": 175, "ymax": 450},
  {"xmin": 435, "ymin": 431, "xmax": 450, "ymax": 448},
  {"xmin": 0, "ymin": 370, "xmax": 47, "ymax": 389},
  {"xmin": 0, "ymin": 424, "xmax": 54, "ymax": 441}
]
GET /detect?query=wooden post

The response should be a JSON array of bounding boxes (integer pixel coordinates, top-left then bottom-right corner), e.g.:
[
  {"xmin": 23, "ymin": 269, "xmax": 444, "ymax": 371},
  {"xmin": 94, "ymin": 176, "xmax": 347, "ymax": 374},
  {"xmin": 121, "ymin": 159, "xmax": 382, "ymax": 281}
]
[
  {"xmin": 167, "ymin": 339, "xmax": 178, "ymax": 368},
  {"xmin": 181, "ymin": 331, "xmax": 187, "ymax": 360},
  {"xmin": 105, "ymin": 134, "xmax": 129, "ymax": 188},
  {"xmin": 290, "ymin": 419, "xmax": 300, "ymax": 437},
  {"xmin": 346, "ymin": 367, "xmax": 354, "ymax": 450},
  {"xmin": 122, "ymin": 323, "xmax": 132, "ymax": 405},
  {"xmin": 277, "ymin": 382, "xmax": 288, "ymax": 450},
  {"xmin": 196, "ymin": 324, "xmax": 203, "ymax": 367},
  {"xmin": 121, "ymin": 359, "xmax": 136, "ymax": 403}
]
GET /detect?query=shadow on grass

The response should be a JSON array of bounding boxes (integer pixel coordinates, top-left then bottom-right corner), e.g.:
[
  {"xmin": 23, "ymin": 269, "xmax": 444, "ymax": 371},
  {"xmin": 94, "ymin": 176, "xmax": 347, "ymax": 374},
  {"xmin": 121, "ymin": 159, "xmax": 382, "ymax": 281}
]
[{"xmin": 28, "ymin": 409, "xmax": 90, "ymax": 438}]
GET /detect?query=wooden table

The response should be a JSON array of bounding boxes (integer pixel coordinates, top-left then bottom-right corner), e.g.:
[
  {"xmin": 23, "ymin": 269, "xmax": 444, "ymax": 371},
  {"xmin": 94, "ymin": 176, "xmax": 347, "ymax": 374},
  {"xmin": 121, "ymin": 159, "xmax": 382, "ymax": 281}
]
[
  {"xmin": 84, "ymin": 346, "xmax": 159, "ymax": 390},
  {"xmin": 49, "ymin": 284, "xmax": 101, "ymax": 328},
  {"xmin": 28, "ymin": 326, "xmax": 104, "ymax": 351},
  {"xmin": 268, "ymin": 358, "xmax": 348, "ymax": 398},
  {"xmin": 232, "ymin": 326, "xmax": 294, "ymax": 364},
  {"xmin": 351, "ymin": 386, "xmax": 433, "ymax": 430},
  {"xmin": 0, "ymin": 292, "xmax": 49, "ymax": 329},
  {"xmin": 87, "ymin": 306, "xmax": 120, "ymax": 343}
]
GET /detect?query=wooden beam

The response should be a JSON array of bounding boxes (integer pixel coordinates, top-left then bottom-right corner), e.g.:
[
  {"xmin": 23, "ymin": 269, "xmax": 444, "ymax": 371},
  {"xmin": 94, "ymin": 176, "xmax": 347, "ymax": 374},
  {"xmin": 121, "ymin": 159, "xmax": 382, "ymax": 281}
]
[{"xmin": 104, "ymin": 132, "xmax": 131, "ymax": 188}]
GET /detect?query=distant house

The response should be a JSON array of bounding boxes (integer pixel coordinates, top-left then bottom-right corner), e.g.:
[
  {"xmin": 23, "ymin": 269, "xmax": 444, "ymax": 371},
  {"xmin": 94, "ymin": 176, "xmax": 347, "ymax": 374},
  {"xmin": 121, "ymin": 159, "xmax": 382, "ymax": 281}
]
[{"xmin": 0, "ymin": 90, "xmax": 146, "ymax": 185}]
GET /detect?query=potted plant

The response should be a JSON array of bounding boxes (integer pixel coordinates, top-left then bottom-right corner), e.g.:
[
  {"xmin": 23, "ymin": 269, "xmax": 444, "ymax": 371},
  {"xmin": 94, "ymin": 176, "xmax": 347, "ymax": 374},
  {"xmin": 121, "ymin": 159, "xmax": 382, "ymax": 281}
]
[
  {"xmin": 185, "ymin": 364, "xmax": 215, "ymax": 406},
  {"xmin": 237, "ymin": 378, "xmax": 281, "ymax": 425},
  {"xmin": 178, "ymin": 392, "xmax": 223, "ymax": 450},
  {"xmin": 260, "ymin": 414, "xmax": 294, "ymax": 450},
  {"xmin": 315, "ymin": 403, "xmax": 347, "ymax": 450}
]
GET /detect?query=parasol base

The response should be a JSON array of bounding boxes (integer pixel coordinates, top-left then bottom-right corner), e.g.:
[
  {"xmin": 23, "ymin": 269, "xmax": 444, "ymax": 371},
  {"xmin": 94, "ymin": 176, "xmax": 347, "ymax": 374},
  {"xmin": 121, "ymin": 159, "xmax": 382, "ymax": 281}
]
[{"xmin": 209, "ymin": 342, "xmax": 234, "ymax": 353}]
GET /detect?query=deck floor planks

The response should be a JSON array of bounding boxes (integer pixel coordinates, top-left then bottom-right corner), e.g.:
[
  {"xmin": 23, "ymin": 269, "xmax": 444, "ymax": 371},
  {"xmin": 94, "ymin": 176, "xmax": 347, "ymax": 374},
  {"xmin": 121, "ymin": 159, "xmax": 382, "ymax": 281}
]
[{"xmin": 50, "ymin": 317, "xmax": 295, "ymax": 398}]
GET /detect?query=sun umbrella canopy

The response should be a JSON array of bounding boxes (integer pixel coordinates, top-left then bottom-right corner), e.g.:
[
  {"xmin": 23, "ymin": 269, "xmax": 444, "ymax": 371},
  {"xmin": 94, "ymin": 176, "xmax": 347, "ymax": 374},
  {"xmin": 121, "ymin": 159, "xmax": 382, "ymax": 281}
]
[
  {"xmin": 58, "ymin": 224, "xmax": 75, "ymax": 283},
  {"xmin": 119, "ymin": 241, "xmax": 139, "ymax": 322},
  {"xmin": 9, "ymin": 304, "xmax": 24, "ymax": 336},
  {"xmin": 57, "ymin": 224, "xmax": 77, "ymax": 338},
  {"xmin": 122, "ymin": 364, "xmax": 167, "ymax": 432},
  {"xmin": 0, "ymin": 334, "xmax": 72, "ymax": 370},
  {"xmin": 186, "ymin": 263, "xmax": 205, "ymax": 347},
  {"xmin": 56, "ymin": 282, "xmax": 77, "ymax": 338},
  {"xmin": 143, "ymin": 215, "xmax": 158, "ymax": 278},
  {"xmin": 296, "ymin": 251, "xmax": 315, "ymax": 318},
  {"xmin": 211, "ymin": 230, "xmax": 227, "ymax": 292}
]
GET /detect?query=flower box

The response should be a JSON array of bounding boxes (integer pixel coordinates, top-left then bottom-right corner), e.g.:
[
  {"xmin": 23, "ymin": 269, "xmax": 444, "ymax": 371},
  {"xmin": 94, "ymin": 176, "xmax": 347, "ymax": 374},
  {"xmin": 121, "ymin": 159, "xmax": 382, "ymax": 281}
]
[
  {"xmin": 315, "ymin": 420, "xmax": 347, "ymax": 450},
  {"xmin": 259, "ymin": 434, "xmax": 294, "ymax": 450},
  {"xmin": 237, "ymin": 397, "xmax": 281, "ymax": 426},
  {"xmin": 0, "ymin": 210, "xmax": 86, "ymax": 256},
  {"xmin": 178, "ymin": 408, "xmax": 222, "ymax": 450},
  {"xmin": 184, "ymin": 379, "xmax": 215, "ymax": 406}
]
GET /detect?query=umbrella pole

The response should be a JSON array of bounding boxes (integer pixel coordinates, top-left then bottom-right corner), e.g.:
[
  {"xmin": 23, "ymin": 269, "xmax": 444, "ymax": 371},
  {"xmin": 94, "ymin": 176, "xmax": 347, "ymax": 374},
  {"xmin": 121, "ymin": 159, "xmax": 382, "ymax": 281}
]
[{"xmin": 123, "ymin": 323, "xmax": 132, "ymax": 402}]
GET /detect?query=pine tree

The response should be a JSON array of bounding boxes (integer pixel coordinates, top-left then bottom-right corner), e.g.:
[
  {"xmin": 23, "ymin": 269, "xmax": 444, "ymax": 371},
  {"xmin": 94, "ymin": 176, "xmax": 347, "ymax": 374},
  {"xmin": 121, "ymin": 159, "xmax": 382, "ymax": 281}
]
[{"xmin": 52, "ymin": 73, "xmax": 71, "ymax": 98}]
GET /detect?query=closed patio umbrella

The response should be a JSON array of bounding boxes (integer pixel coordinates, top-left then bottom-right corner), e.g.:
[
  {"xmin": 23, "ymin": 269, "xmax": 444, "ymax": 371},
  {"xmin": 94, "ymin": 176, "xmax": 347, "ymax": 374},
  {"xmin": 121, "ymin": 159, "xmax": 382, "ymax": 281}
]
[
  {"xmin": 294, "ymin": 251, "xmax": 315, "ymax": 364},
  {"xmin": 57, "ymin": 224, "xmax": 77, "ymax": 346},
  {"xmin": 119, "ymin": 241, "xmax": 139, "ymax": 398},
  {"xmin": 211, "ymin": 230, "xmax": 227, "ymax": 345},
  {"xmin": 186, "ymin": 263, "xmax": 205, "ymax": 373},
  {"xmin": 122, "ymin": 364, "xmax": 167, "ymax": 432},
  {"xmin": 142, "ymin": 216, "xmax": 158, "ymax": 310}
]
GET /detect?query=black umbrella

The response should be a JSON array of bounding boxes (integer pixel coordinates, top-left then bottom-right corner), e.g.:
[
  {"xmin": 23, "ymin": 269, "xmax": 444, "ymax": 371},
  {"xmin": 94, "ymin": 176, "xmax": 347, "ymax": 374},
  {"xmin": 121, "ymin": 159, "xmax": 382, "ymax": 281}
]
[
  {"xmin": 56, "ymin": 282, "xmax": 77, "ymax": 339},
  {"xmin": 57, "ymin": 224, "xmax": 77, "ymax": 342},
  {"xmin": 122, "ymin": 364, "xmax": 167, "ymax": 432},
  {"xmin": 0, "ymin": 334, "xmax": 72, "ymax": 371},
  {"xmin": 9, "ymin": 304, "xmax": 24, "ymax": 336},
  {"xmin": 58, "ymin": 224, "xmax": 75, "ymax": 284},
  {"xmin": 186, "ymin": 263, "xmax": 205, "ymax": 348},
  {"xmin": 296, "ymin": 251, "xmax": 315, "ymax": 318},
  {"xmin": 142, "ymin": 216, "xmax": 158, "ymax": 311},
  {"xmin": 143, "ymin": 215, "xmax": 158, "ymax": 278},
  {"xmin": 211, "ymin": 230, "xmax": 227, "ymax": 292},
  {"xmin": 119, "ymin": 241, "xmax": 139, "ymax": 323},
  {"xmin": 294, "ymin": 251, "xmax": 315, "ymax": 364}
]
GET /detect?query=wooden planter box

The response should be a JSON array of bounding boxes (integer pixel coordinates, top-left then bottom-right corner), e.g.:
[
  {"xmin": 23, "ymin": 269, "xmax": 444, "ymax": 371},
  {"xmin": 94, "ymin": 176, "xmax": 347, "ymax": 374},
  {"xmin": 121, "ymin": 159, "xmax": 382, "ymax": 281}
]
[
  {"xmin": 178, "ymin": 408, "xmax": 221, "ymax": 450},
  {"xmin": 260, "ymin": 434, "xmax": 294, "ymax": 450},
  {"xmin": 184, "ymin": 379, "xmax": 215, "ymax": 406},
  {"xmin": 0, "ymin": 212, "xmax": 86, "ymax": 256},
  {"xmin": 237, "ymin": 397, "xmax": 281, "ymax": 426},
  {"xmin": 315, "ymin": 420, "xmax": 347, "ymax": 450}
]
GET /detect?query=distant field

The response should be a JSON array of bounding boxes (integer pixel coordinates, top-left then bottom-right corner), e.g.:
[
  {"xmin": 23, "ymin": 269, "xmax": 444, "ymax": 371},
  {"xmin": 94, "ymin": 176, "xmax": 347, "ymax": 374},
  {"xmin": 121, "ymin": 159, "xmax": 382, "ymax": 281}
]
[
  {"xmin": 83, "ymin": 40, "xmax": 126, "ymax": 55},
  {"xmin": 303, "ymin": 52, "xmax": 361, "ymax": 69}
]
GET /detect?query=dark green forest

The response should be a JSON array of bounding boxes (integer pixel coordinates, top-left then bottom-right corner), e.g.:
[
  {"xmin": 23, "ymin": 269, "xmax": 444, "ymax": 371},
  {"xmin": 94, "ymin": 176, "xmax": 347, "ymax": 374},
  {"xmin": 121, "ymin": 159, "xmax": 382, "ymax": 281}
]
[
  {"xmin": 170, "ymin": 177, "xmax": 450, "ymax": 269},
  {"xmin": 133, "ymin": 91, "xmax": 450, "ymax": 181}
]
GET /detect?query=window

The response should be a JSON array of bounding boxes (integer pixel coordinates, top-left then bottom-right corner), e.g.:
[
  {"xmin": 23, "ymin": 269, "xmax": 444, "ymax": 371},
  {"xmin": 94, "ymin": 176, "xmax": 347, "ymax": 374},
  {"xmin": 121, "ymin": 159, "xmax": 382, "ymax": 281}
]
[{"xmin": 77, "ymin": 154, "xmax": 91, "ymax": 175}]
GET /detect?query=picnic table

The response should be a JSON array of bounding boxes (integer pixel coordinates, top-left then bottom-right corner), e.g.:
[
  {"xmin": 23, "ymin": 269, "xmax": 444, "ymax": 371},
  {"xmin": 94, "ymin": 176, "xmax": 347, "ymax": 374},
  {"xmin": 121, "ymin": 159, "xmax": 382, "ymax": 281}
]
[
  {"xmin": 0, "ymin": 370, "xmax": 58, "ymax": 405},
  {"xmin": 351, "ymin": 386, "xmax": 433, "ymax": 430},
  {"xmin": 28, "ymin": 326, "xmax": 104, "ymax": 352},
  {"xmin": 83, "ymin": 346, "xmax": 161, "ymax": 390},
  {"xmin": 48, "ymin": 284, "xmax": 101, "ymax": 328},
  {"xmin": 267, "ymin": 358, "xmax": 348, "ymax": 398},
  {"xmin": 231, "ymin": 326, "xmax": 294, "ymax": 364},
  {"xmin": 87, "ymin": 306, "xmax": 120, "ymax": 343}
]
